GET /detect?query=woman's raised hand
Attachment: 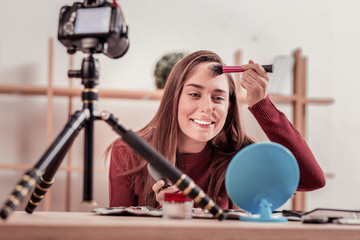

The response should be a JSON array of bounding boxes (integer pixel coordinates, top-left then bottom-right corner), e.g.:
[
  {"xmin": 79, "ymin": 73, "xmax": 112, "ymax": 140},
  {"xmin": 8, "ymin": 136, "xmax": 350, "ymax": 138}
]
[{"xmin": 240, "ymin": 60, "xmax": 269, "ymax": 107}]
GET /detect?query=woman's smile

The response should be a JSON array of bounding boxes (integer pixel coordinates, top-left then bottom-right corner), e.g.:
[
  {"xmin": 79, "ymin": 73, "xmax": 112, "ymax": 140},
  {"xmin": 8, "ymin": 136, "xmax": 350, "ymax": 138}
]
[{"xmin": 191, "ymin": 118, "xmax": 215, "ymax": 127}]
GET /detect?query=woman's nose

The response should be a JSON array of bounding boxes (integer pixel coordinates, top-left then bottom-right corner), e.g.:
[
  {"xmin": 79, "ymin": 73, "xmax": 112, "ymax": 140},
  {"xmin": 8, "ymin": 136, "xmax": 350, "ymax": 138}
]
[{"xmin": 199, "ymin": 97, "xmax": 213, "ymax": 113}]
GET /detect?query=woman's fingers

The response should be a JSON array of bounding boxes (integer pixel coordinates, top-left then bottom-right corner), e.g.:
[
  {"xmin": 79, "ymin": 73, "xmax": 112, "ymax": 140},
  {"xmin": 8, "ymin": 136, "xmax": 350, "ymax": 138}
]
[
  {"xmin": 241, "ymin": 60, "xmax": 268, "ymax": 78},
  {"xmin": 152, "ymin": 180, "xmax": 165, "ymax": 194},
  {"xmin": 152, "ymin": 180, "xmax": 179, "ymax": 206},
  {"xmin": 240, "ymin": 60, "xmax": 269, "ymax": 106}
]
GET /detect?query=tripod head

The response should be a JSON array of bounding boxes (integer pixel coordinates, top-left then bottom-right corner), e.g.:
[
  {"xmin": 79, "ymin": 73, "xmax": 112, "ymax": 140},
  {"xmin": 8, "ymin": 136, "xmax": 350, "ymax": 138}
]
[{"xmin": 68, "ymin": 54, "xmax": 100, "ymax": 88}]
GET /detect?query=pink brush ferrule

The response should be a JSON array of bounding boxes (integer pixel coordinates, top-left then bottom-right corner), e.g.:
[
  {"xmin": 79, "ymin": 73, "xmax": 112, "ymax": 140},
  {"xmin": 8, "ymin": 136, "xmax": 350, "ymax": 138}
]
[{"xmin": 222, "ymin": 66, "xmax": 245, "ymax": 73}]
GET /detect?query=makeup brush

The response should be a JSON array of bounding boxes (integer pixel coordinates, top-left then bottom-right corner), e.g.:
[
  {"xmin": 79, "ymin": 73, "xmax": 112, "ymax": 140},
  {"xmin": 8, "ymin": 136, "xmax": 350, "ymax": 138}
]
[{"xmin": 211, "ymin": 64, "xmax": 273, "ymax": 74}]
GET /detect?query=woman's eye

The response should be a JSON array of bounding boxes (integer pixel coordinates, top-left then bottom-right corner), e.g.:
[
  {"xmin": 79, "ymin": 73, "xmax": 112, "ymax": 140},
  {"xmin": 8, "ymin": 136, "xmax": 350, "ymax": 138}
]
[
  {"xmin": 213, "ymin": 96, "xmax": 225, "ymax": 101},
  {"xmin": 189, "ymin": 93, "xmax": 200, "ymax": 98}
]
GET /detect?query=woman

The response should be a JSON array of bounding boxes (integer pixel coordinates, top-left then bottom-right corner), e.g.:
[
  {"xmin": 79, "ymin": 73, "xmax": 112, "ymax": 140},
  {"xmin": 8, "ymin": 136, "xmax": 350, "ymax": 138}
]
[{"xmin": 108, "ymin": 50, "xmax": 325, "ymax": 209}]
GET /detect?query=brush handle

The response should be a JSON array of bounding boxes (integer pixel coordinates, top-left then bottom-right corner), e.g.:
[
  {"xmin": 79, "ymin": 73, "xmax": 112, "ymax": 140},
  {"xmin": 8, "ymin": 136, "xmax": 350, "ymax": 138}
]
[
  {"xmin": 223, "ymin": 65, "xmax": 273, "ymax": 73},
  {"xmin": 262, "ymin": 65, "xmax": 273, "ymax": 73}
]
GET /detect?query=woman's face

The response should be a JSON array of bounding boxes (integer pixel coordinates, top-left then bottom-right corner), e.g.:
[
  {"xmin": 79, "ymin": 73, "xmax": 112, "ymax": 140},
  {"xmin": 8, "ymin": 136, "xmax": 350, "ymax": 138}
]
[{"xmin": 177, "ymin": 62, "xmax": 230, "ymax": 153}]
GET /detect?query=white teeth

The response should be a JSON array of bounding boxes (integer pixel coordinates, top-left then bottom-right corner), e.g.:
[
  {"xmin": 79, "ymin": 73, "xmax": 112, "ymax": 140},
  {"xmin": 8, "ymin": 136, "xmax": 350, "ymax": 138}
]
[{"xmin": 193, "ymin": 119, "xmax": 212, "ymax": 126}]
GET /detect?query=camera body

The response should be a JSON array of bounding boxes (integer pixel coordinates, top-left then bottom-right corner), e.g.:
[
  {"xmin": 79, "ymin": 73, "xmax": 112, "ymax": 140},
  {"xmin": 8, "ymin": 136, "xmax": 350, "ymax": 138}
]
[{"xmin": 58, "ymin": 0, "xmax": 129, "ymax": 59}]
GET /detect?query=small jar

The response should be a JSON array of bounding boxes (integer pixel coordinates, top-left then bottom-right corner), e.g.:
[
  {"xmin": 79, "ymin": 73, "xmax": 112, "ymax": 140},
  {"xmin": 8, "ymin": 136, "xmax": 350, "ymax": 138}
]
[{"xmin": 162, "ymin": 192, "xmax": 193, "ymax": 220}]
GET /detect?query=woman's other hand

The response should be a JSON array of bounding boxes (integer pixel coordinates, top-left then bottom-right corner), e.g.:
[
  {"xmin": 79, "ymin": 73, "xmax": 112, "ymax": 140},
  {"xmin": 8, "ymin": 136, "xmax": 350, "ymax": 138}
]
[
  {"xmin": 240, "ymin": 60, "xmax": 269, "ymax": 107},
  {"xmin": 152, "ymin": 180, "xmax": 180, "ymax": 206}
]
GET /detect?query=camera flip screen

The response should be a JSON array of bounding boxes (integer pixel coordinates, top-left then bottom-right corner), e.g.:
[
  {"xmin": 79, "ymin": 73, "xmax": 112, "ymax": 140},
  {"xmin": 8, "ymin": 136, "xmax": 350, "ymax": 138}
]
[{"xmin": 75, "ymin": 7, "xmax": 112, "ymax": 34}]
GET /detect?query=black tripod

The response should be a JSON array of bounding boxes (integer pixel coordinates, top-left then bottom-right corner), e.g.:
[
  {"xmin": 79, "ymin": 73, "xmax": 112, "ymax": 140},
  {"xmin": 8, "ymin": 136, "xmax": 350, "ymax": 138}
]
[{"xmin": 0, "ymin": 55, "xmax": 226, "ymax": 220}]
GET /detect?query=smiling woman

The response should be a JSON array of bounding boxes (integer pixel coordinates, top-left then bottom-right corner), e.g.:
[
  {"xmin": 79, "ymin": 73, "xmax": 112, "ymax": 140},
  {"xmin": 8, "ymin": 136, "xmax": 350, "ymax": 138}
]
[{"xmin": 106, "ymin": 50, "xmax": 326, "ymax": 210}]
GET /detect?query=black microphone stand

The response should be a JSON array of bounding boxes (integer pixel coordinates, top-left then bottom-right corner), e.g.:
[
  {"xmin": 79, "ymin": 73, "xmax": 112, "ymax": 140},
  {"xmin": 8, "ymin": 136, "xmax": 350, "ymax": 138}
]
[{"xmin": 0, "ymin": 54, "xmax": 226, "ymax": 220}]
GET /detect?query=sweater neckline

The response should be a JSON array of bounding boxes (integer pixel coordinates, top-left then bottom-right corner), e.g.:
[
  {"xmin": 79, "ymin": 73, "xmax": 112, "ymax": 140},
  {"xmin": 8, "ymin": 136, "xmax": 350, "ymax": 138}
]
[{"xmin": 179, "ymin": 143, "xmax": 212, "ymax": 165}]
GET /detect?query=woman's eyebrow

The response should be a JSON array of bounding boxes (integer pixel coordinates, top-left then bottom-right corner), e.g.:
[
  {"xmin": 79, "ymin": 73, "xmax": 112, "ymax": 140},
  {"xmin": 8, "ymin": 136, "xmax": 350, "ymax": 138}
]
[
  {"xmin": 184, "ymin": 83, "xmax": 228, "ymax": 94},
  {"xmin": 184, "ymin": 83, "xmax": 204, "ymax": 89}
]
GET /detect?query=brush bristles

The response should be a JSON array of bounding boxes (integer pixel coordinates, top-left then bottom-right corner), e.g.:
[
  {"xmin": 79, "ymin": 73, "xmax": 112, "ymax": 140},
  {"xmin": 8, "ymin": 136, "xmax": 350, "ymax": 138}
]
[{"xmin": 209, "ymin": 64, "xmax": 224, "ymax": 75}]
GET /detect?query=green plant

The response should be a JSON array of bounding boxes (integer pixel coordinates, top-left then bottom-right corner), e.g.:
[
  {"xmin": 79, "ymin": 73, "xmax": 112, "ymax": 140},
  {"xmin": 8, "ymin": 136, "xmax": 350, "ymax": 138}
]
[{"xmin": 153, "ymin": 52, "xmax": 188, "ymax": 89}]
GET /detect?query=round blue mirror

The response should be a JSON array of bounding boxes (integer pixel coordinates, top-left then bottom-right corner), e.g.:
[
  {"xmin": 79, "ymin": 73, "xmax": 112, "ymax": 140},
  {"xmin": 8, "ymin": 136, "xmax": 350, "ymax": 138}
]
[{"xmin": 225, "ymin": 142, "xmax": 300, "ymax": 222}]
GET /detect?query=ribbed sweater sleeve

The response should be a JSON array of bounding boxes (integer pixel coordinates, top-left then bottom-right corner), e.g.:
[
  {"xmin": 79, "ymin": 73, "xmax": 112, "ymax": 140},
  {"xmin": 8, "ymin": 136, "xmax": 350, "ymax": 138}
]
[
  {"xmin": 109, "ymin": 140, "xmax": 148, "ymax": 207},
  {"xmin": 109, "ymin": 142, "xmax": 137, "ymax": 207},
  {"xmin": 248, "ymin": 95, "xmax": 326, "ymax": 191}
]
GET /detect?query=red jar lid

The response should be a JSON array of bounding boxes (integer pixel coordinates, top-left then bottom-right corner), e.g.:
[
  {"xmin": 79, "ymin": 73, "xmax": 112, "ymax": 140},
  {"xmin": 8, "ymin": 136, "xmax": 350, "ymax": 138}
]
[{"xmin": 164, "ymin": 192, "xmax": 192, "ymax": 202}]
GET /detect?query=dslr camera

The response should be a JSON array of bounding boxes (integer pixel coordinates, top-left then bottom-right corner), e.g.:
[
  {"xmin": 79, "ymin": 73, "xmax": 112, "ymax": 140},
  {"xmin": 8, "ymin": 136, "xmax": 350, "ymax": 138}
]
[{"xmin": 58, "ymin": 0, "xmax": 129, "ymax": 59}]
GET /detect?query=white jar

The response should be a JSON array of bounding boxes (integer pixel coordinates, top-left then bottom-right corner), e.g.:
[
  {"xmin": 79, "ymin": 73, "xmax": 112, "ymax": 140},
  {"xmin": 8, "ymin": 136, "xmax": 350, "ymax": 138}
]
[{"xmin": 162, "ymin": 192, "xmax": 193, "ymax": 220}]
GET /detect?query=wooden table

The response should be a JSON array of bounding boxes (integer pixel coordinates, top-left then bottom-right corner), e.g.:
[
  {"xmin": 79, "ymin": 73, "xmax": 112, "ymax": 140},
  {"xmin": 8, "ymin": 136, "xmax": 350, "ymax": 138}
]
[{"xmin": 1, "ymin": 211, "xmax": 360, "ymax": 240}]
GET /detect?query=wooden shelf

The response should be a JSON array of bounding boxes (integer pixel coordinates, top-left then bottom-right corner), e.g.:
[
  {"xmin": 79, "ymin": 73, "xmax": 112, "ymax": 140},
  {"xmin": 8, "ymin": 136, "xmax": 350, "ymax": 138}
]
[
  {"xmin": 0, "ymin": 164, "xmax": 108, "ymax": 173},
  {"xmin": 269, "ymin": 94, "xmax": 333, "ymax": 105},
  {"xmin": 0, "ymin": 85, "xmax": 164, "ymax": 100},
  {"xmin": 0, "ymin": 84, "xmax": 333, "ymax": 105}
]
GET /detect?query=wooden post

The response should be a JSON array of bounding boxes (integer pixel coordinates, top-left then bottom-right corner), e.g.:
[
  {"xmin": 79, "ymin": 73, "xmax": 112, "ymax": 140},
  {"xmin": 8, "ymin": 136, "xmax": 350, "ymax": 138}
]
[
  {"xmin": 291, "ymin": 49, "xmax": 307, "ymax": 211},
  {"xmin": 44, "ymin": 38, "xmax": 54, "ymax": 211},
  {"xmin": 234, "ymin": 50, "xmax": 242, "ymax": 88},
  {"xmin": 65, "ymin": 54, "xmax": 75, "ymax": 212}
]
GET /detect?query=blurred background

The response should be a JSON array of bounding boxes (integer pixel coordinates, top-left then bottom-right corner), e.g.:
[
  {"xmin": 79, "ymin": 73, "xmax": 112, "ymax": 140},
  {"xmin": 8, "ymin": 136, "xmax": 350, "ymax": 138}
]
[{"xmin": 0, "ymin": 0, "xmax": 359, "ymax": 213}]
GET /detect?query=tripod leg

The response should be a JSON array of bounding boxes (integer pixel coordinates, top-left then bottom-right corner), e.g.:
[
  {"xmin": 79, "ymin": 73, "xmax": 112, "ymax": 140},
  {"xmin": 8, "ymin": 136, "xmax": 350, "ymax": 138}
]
[
  {"xmin": 101, "ymin": 111, "xmax": 226, "ymax": 220},
  {"xmin": 0, "ymin": 169, "xmax": 41, "ymax": 220},
  {"xmin": 83, "ymin": 115, "xmax": 95, "ymax": 204},
  {"xmin": 0, "ymin": 110, "xmax": 89, "ymax": 219},
  {"xmin": 25, "ymin": 138, "xmax": 76, "ymax": 214}
]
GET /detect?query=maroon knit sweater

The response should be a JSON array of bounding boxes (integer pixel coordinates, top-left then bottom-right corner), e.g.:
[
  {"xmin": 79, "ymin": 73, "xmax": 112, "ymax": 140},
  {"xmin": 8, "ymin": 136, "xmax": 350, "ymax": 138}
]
[{"xmin": 109, "ymin": 96, "xmax": 326, "ymax": 209}]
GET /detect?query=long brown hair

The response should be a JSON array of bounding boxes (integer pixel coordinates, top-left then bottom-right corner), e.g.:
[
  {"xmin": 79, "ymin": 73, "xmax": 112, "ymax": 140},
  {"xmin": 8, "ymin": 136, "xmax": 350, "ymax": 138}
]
[{"xmin": 107, "ymin": 50, "xmax": 253, "ymax": 206}]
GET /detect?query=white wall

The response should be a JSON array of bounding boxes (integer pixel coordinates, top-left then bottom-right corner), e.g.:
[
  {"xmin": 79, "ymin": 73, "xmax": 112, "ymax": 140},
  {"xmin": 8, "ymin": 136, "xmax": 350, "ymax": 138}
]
[{"xmin": 1, "ymin": 0, "xmax": 360, "ymax": 212}]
